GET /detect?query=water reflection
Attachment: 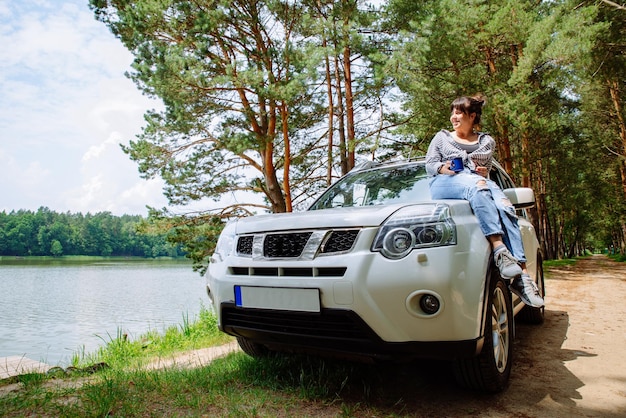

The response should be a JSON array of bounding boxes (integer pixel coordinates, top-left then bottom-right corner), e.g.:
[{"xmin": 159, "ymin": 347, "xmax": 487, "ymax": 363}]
[{"xmin": 0, "ymin": 258, "xmax": 205, "ymax": 366}]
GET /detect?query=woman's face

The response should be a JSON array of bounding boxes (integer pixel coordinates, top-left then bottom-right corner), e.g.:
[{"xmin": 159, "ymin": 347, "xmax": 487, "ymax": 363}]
[{"xmin": 450, "ymin": 108, "xmax": 475, "ymax": 133}]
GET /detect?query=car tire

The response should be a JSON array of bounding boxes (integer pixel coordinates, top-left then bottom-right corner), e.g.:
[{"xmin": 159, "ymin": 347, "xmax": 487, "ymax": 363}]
[
  {"xmin": 453, "ymin": 274, "xmax": 513, "ymax": 393},
  {"xmin": 518, "ymin": 254, "xmax": 545, "ymax": 324},
  {"xmin": 237, "ymin": 336, "xmax": 271, "ymax": 358}
]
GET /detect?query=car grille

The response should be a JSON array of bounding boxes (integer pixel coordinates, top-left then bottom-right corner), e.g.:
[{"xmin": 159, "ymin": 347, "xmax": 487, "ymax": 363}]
[
  {"xmin": 321, "ymin": 229, "xmax": 359, "ymax": 253},
  {"xmin": 265, "ymin": 232, "xmax": 312, "ymax": 258},
  {"xmin": 237, "ymin": 236, "xmax": 253, "ymax": 255},
  {"xmin": 221, "ymin": 305, "xmax": 380, "ymax": 343},
  {"xmin": 236, "ymin": 229, "xmax": 360, "ymax": 258}
]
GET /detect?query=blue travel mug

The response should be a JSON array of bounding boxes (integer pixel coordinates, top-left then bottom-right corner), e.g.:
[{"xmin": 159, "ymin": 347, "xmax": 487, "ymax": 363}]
[{"xmin": 450, "ymin": 157, "xmax": 464, "ymax": 172}]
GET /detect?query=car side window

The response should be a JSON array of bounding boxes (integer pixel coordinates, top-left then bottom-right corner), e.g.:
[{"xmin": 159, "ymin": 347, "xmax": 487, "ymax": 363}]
[
  {"xmin": 489, "ymin": 166, "xmax": 530, "ymax": 218},
  {"xmin": 489, "ymin": 167, "xmax": 514, "ymax": 190}
]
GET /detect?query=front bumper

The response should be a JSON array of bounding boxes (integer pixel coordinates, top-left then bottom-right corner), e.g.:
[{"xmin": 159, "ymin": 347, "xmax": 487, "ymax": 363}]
[
  {"xmin": 219, "ymin": 303, "xmax": 484, "ymax": 361},
  {"xmin": 207, "ymin": 225, "xmax": 492, "ymax": 360}
]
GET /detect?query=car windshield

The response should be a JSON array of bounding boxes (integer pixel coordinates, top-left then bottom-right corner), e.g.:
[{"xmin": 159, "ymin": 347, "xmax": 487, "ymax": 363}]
[{"xmin": 309, "ymin": 163, "xmax": 431, "ymax": 210}]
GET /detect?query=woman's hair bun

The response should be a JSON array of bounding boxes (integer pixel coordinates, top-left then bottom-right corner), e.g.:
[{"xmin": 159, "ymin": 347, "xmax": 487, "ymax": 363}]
[{"xmin": 471, "ymin": 94, "xmax": 486, "ymax": 108}]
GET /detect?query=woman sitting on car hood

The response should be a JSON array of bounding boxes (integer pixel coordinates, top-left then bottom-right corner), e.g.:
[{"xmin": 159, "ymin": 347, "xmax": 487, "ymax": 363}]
[{"xmin": 425, "ymin": 95, "xmax": 544, "ymax": 308}]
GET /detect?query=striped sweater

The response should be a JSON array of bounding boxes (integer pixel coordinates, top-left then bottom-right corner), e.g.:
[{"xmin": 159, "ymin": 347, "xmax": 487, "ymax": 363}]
[{"xmin": 425, "ymin": 130, "xmax": 495, "ymax": 177}]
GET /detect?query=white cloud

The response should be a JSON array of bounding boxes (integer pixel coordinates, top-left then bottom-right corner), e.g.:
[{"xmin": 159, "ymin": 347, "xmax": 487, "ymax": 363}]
[
  {"xmin": 0, "ymin": 0, "xmax": 166, "ymax": 216},
  {"xmin": 82, "ymin": 132, "xmax": 121, "ymax": 162},
  {"xmin": 63, "ymin": 131, "xmax": 167, "ymax": 215},
  {"xmin": 0, "ymin": 149, "xmax": 51, "ymax": 198}
]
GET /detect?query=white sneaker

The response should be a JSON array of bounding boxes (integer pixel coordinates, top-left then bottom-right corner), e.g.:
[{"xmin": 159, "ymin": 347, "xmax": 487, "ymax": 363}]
[
  {"xmin": 494, "ymin": 248, "xmax": 523, "ymax": 280},
  {"xmin": 510, "ymin": 274, "xmax": 544, "ymax": 308}
]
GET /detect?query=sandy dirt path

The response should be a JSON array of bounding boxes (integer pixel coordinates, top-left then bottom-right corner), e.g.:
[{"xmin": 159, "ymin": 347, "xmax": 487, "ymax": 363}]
[
  {"xmin": 368, "ymin": 254, "xmax": 626, "ymax": 417},
  {"xmin": 506, "ymin": 255, "xmax": 626, "ymax": 417}
]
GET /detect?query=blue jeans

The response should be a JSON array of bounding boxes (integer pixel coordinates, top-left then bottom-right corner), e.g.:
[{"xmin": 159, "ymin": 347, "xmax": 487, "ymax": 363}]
[{"xmin": 429, "ymin": 170, "xmax": 527, "ymax": 263}]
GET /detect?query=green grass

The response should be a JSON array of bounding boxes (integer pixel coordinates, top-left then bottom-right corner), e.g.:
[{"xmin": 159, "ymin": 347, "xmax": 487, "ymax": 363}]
[
  {"xmin": 1, "ymin": 348, "xmax": 427, "ymax": 417},
  {"xmin": 71, "ymin": 307, "xmax": 232, "ymax": 370},
  {"xmin": 0, "ymin": 306, "xmax": 443, "ymax": 417},
  {"xmin": 543, "ymin": 258, "xmax": 578, "ymax": 268},
  {"xmin": 0, "ymin": 317, "xmax": 353, "ymax": 417},
  {"xmin": 543, "ymin": 252, "xmax": 626, "ymax": 269},
  {"xmin": 608, "ymin": 253, "xmax": 626, "ymax": 263}
]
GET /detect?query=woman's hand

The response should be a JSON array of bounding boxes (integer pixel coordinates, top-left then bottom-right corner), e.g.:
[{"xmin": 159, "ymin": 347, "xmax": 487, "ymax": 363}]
[
  {"xmin": 474, "ymin": 164, "xmax": 488, "ymax": 178},
  {"xmin": 438, "ymin": 161, "xmax": 454, "ymax": 175}
]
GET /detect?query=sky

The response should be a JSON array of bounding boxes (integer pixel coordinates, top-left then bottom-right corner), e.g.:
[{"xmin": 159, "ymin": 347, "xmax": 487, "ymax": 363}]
[{"xmin": 0, "ymin": 0, "xmax": 168, "ymax": 216}]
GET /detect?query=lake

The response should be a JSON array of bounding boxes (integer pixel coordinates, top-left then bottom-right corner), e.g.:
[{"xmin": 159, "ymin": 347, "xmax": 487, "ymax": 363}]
[{"xmin": 0, "ymin": 258, "xmax": 207, "ymax": 366}]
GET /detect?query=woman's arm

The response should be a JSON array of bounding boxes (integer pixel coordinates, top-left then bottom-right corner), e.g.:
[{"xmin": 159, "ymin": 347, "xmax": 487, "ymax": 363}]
[
  {"xmin": 469, "ymin": 134, "xmax": 496, "ymax": 175},
  {"xmin": 425, "ymin": 131, "xmax": 447, "ymax": 176}
]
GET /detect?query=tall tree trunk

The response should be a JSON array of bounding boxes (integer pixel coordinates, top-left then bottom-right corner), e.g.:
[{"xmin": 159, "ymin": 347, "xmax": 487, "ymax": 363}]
[
  {"xmin": 236, "ymin": 86, "xmax": 286, "ymax": 213},
  {"xmin": 608, "ymin": 78, "xmax": 626, "ymax": 199},
  {"xmin": 333, "ymin": 52, "xmax": 348, "ymax": 176},
  {"xmin": 536, "ymin": 184, "xmax": 554, "ymax": 259},
  {"xmin": 607, "ymin": 78, "xmax": 626, "ymax": 253},
  {"xmin": 324, "ymin": 40, "xmax": 334, "ymax": 185},
  {"xmin": 493, "ymin": 107, "xmax": 514, "ymax": 174},
  {"xmin": 281, "ymin": 102, "xmax": 292, "ymax": 212},
  {"xmin": 343, "ymin": 43, "xmax": 356, "ymax": 171},
  {"xmin": 262, "ymin": 102, "xmax": 286, "ymax": 213},
  {"xmin": 521, "ymin": 132, "xmax": 530, "ymax": 188}
]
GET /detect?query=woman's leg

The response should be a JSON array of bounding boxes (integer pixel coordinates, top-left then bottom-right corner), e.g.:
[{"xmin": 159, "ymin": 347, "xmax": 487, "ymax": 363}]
[
  {"xmin": 486, "ymin": 180, "xmax": 544, "ymax": 307},
  {"xmin": 430, "ymin": 174, "xmax": 543, "ymax": 307},
  {"xmin": 430, "ymin": 174, "xmax": 522, "ymax": 279},
  {"xmin": 487, "ymin": 235, "xmax": 523, "ymax": 280},
  {"xmin": 486, "ymin": 180, "xmax": 526, "ymax": 263},
  {"xmin": 430, "ymin": 173, "xmax": 503, "ymax": 237}
]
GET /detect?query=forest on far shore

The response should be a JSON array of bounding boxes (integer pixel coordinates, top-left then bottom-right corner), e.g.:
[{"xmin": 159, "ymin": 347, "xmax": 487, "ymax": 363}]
[{"xmin": 0, "ymin": 207, "xmax": 184, "ymax": 258}]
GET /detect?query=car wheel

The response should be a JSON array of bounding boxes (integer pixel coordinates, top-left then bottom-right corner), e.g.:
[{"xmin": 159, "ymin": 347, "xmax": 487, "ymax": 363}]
[
  {"xmin": 453, "ymin": 275, "xmax": 513, "ymax": 392},
  {"xmin": 518, "ymin": 254, "xmax": 545, "ymax": 324},
  {"xmin": 236, "ymin": 336, "xmax": 271, "ymax": 358}
]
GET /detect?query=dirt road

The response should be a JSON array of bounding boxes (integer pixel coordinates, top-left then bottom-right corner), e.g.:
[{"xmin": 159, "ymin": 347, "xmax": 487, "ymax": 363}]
[
  {"xmin": 362, "ymin": 255, "xmax": 626, "ymax": 417},
  {"xmin": 505, "ymin": 255, "xmax": 626, "ymax": 417}
]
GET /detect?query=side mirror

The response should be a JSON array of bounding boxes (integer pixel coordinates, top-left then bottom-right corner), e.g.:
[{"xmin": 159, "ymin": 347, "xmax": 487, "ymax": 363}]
[{"xmin": 503, "ymin": 187, "xmax": 536, "ymax": 209}]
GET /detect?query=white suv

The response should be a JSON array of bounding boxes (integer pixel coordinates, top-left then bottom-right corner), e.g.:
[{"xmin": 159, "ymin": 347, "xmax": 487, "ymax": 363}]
[{"xmin": 206, "ymin": 159, "xmax": 545, "ymax": 392}]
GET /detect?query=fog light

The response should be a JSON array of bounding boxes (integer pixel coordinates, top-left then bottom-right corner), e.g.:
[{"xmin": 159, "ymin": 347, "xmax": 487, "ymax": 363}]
[
  {"xmin": 406, "ymin": 290, "xmax": 444, "ymax": 318},
  {"xmin": 419, "ymin": 294, "xmax": 440, "ymax": 315}
]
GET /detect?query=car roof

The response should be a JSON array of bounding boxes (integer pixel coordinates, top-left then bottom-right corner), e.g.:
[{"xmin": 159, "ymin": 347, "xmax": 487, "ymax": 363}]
[
  {"xmin": 349, "ymin": 157, "xmax": 506, "ymax": 175},
  {"xmin": 349, "ymin": 158, "xmax": 425, "ymax": 174}
]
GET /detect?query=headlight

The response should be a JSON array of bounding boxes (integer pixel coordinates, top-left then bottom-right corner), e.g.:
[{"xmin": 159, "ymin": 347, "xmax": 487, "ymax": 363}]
[
  {"xmin": 372, "ymin": 204, "xmax": 456, "ymax": 259},
  {"xmin": 381, "ymin": 228, "xmax": 415, "ymax": 259},
  {"xmin": 211, "ymin": 220, "xmax": 237, "ymax": 263}
]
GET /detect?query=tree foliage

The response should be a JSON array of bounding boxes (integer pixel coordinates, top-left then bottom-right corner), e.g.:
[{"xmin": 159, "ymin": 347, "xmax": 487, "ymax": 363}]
[
  {"xmin": 0, "ymin": 208, "xmax": 183, "ymax": 258},
  {"xmin": 89, "ymin": 0, "xmax": 397, "ymax": 269},
  {"xmin": 576, "ymin": 0, "xmax": 626, "ymax": 255},
  {"xmin": 385, "ymin": 0, "xmax": 622, "ymax": 258},
  {"xmin": 87, "ymin": 0, "xmax": 626, "ymax": 267}
]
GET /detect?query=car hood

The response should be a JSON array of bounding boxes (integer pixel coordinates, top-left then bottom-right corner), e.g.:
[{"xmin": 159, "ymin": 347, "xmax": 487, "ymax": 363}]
[{"xmin": 232, "ymin": 201, "xmax": 472, "ymax": 234}]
